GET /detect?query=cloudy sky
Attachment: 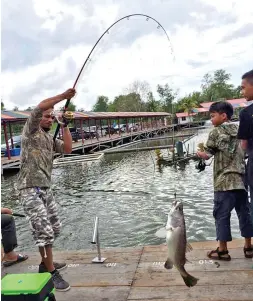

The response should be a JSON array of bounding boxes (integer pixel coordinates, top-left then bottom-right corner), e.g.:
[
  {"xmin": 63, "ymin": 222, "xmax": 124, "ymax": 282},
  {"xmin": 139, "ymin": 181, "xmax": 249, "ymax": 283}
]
[{"xmin": 2, "ymin": 0, "xmax": 253, "ymax": 111}]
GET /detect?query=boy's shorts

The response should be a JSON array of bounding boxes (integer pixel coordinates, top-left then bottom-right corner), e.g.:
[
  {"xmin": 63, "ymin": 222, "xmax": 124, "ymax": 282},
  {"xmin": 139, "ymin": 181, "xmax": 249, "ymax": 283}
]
[
  {"xmin": 20, "ymin": 187, "xmax": 61, "ymax": 247},
  {"xmin": 213, "ymin": 189, "xmax": 253, "ymax": 241}
]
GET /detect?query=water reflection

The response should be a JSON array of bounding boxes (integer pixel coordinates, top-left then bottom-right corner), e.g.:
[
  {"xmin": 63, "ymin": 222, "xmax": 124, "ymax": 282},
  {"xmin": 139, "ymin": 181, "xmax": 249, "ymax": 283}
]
[{"xmin": 1, "ymin": 128, "xmax": 242, "ymax": 251}]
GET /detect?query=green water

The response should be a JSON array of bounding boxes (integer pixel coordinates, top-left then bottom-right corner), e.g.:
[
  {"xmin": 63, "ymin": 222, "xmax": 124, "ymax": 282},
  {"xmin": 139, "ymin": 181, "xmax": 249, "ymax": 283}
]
[{"xmin": 1, "ymin": 127, "xmax": 243, "ymax": 252}]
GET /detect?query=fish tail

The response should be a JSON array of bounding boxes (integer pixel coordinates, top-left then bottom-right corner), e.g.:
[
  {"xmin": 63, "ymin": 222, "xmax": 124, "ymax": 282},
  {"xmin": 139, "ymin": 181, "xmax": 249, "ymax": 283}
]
[{"xmin": 181, "ymin": 272, "xmax": 198, "ymax": 287}]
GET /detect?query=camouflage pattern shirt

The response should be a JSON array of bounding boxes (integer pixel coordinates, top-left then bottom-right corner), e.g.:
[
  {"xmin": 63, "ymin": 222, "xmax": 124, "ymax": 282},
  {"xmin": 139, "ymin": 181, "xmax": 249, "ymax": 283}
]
[
  {"xmin": 204, "ymin": 122, "xmax": 246, "ymax": 192},
  {"xmin": 17, "ymin": 106, "xmax": 64, "ymax": 190}
]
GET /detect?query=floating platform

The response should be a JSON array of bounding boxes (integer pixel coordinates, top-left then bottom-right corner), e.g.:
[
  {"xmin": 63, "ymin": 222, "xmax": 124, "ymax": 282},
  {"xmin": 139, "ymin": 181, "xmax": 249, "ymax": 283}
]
[
  {"xmin": 53, "ymin": 153, "xmax": 104, "ymax": 167},
  {"xmin": 2, "ymin": 239, "xmax": 252, "ymax": 300}
]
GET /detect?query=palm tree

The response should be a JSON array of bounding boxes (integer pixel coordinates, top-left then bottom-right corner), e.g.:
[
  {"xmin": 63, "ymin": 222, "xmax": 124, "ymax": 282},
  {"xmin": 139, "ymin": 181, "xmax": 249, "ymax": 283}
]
[{"xmin": 179, "ymin": 97, "xmax": 198, "ymax": 123}]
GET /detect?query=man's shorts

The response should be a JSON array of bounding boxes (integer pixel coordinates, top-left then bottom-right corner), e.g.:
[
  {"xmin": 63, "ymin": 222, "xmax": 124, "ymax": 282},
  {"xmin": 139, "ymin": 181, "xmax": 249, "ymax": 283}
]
[
  {"xmin": 247, "ymin": 157, "xmax": 253, "ymax": 220},
  {"xmin": 20, "ymin": 187, "xmax": 61, "ymax": 247}
]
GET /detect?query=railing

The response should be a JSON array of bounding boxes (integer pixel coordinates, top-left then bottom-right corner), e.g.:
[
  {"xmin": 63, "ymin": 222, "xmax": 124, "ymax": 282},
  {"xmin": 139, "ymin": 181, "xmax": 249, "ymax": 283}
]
[{"xmin": 91, "ymin": 216, "xmax": 106, "ymax": 263}]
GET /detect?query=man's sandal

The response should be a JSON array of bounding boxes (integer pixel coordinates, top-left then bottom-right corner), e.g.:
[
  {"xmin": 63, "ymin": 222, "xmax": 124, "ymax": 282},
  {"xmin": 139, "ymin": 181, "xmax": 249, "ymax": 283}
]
[
  {"xmin": 244, "ymin": 246, "xmax": 253, "ymax": 259},
  {"xmin": 207, "ymin": 247, "xmax": 231, "ymax": 261},
  {"xmin": 3, "ymin": 254, "xmax": 28, "ymax": 267}
]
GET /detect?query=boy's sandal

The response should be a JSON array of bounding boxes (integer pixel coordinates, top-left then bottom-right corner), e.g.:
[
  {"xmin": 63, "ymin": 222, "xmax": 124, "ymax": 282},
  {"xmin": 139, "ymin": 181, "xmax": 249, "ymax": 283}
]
[
  {"xmin": 244, "ymin": 246, "xmax": 253, "ymax": 258},
  {"xmin": 207, "ymin": 247, "xmax": 231, "ymax": 261}
]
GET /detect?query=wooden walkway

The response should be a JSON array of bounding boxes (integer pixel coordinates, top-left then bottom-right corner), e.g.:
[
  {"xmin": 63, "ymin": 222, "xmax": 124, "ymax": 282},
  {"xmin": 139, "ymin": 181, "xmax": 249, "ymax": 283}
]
[
  {"xmin": 1, "ymin": 127, "xmax": 196, "ymax": 172},
  {"xmin": 2, "ymin": 239, "xmax": 253, "ymax": 300}
]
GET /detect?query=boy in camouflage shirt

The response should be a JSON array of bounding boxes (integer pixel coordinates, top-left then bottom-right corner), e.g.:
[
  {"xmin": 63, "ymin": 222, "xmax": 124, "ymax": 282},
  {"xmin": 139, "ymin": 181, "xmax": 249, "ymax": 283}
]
[
  {"xmin": 18, "ymin": 88, "xmax": 75, "ymax": 291},
  {"xmin": 197, "ymin": 101, "xmax": 253, "ymax": 260}
]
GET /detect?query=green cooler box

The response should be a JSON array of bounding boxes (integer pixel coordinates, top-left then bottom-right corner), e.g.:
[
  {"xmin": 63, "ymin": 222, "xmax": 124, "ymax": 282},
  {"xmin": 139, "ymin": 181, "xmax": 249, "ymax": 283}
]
[{"xmin": 1, "ymin": 273, "xmax": 56, "ymax": 301}]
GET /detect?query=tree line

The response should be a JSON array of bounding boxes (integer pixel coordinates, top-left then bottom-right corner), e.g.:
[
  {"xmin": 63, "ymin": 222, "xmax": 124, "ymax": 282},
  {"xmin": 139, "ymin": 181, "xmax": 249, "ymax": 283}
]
[
  {"xmin": 92, "ymin": 69, "xmax": 242, "ymax": 115},
  {"xmin": 1, "ymin": 69, "xmax": 242, "ymax": 115}
]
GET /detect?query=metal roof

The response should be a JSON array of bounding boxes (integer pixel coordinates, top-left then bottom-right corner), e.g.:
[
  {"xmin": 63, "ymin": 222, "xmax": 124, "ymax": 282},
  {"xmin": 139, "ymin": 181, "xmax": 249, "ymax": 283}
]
[
  {"xmin": 191, "ymin": 107, "xmax": 209, "ymax": 113},
  {"xmin": 176, "ymin": 112, "xmax": 197, "ymax": 118},
  {"xmin": 200, "ymin": 98, "xmax": 253, "ymax": 108},
  {"xmin": 1, "ymin": 110, "xmax": 171, "ymax": 123}
]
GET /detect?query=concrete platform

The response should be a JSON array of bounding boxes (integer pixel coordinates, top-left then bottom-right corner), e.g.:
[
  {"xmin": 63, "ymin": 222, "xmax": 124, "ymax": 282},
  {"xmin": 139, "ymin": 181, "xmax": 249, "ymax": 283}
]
[{"xmin": 1, "ymin": 239, "xmax": 253, "ymax": 300}]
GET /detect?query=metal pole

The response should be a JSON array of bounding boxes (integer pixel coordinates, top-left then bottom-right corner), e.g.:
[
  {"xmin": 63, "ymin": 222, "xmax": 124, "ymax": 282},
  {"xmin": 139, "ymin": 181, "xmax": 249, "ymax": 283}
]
[
  {"xmin": 118, "ymin": 117, "xmax": 120, "ymax": 137},
  {"xmin": 91, "ymin": 216, "xmax": 106, "ymax": 263},
  {"xmin": 95, "ymin": 119, "xmax": 99, "ymax": 141},
  {"xmin": 88, "ymin": 119, "xmax": 92, "ymax": 144},
  {"xmin": 3, "ymin": 122, "xmax": 11, "ymax": 160},
  {"xmin": 96, "ymin": 230, "xmax": 102, "ymax": 261},
  {"xmin": 92, "ymin": 216, "xmax": 99, "ymax": 244},
  {"xmin": 108, "ymin": 119, "xmax": 111, "ymax": 138},
  {"xmin": 80, "ymin": 119, "xmax": 85, "ymax": 154},
  {"xmin": 100, "ymin": 119, "xmax": 103, "ymax": 137},
  {"xmin": 8, "ymin": 122, "xmax": 14, "ymax": 149}
]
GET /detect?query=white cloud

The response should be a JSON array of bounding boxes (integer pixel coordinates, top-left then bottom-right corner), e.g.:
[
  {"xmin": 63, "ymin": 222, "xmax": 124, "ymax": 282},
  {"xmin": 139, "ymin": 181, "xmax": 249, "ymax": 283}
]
[{"xmin": 1, "ymin": 0, "xmax": 253, "ymax": 111}]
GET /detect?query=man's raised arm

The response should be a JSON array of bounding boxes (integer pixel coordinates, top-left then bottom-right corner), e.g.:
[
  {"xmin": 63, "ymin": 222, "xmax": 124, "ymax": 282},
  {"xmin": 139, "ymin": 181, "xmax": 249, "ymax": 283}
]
[
  {"xmin": 23, "ymin": 89, "xmax": 76, "ymax": 136},
  {"xmin": 38, "ymin": 89, "xmax": 76, "ymax": 111}
]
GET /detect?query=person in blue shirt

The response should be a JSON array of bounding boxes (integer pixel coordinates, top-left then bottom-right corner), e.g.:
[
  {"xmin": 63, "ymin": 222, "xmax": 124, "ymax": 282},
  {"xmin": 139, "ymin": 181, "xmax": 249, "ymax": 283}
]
[{"xmin": 237, "ymin": 70, "xmax": 253, "ymax": 227}]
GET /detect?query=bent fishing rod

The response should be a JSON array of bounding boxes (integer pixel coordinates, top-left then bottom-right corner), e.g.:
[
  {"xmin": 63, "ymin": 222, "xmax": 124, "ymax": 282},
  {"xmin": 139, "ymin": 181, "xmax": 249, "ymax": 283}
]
[{"xmin": 53, "ymin": 13, "xmax": 174, "ymax": 140}]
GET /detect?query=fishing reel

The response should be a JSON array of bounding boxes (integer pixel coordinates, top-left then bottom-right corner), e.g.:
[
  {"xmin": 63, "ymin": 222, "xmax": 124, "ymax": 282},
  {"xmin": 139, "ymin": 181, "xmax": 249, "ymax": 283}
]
[
  {"xmin": 195, "ymin": 159, "xmax": 206, "ymax": 172},
  {"xmin": 53, "ymin": 111, "xmax": 74, "ymax": 127}
]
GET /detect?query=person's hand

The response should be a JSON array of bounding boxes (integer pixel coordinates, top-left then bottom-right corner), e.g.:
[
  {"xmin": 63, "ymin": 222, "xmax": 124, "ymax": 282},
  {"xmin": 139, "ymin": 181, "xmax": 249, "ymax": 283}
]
[
  {"xmin": 196, "ymin": 151, "xmax": 209, "ymax": 160},
  {"xmin": 61, "ymin": 111, "xmax": 74, "ymax": 127},
  {"xmin": 1, "ymin": 207, "xmax": 13, "ymax": 215},
  {"xmin": 61, "ymin": 88, "xmax": 76, "ymax": 100}
]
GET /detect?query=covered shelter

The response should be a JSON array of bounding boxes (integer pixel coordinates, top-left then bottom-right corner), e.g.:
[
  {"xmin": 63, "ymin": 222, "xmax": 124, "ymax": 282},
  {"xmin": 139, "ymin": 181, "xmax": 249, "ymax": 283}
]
[{"xmin": 1, "ymin": 110, "xmax": 172, "ymax": 161}]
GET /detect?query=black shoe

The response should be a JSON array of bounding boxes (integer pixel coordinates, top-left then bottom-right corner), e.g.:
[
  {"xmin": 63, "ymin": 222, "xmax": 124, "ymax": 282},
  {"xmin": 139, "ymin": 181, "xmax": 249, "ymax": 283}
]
[
  {"xmin": 51, "ymin": 270, "xmax": 70, "ymax": 292},
  {"xmin": 39, "ymin": 262, "xmax": 67, "ymax": 273}
]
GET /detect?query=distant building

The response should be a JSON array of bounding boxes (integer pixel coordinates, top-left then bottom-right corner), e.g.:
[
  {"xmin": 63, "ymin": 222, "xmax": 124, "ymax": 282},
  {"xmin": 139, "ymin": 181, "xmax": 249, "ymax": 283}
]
[
  {"xmin": 176, "ymin": 112, "xmax": 197, "ymax": 125},
  {"xmin": 176, "ymin": 99, "xmax": 253, "ymax": 125},
  {"xmin": 200, "ymin": 98, "xmax": 252, "ymax": 109}
]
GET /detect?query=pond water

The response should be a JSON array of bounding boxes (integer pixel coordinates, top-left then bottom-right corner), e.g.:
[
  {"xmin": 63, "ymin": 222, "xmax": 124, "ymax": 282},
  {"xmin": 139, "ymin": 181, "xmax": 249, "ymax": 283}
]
[{"xmin": 1, "ymin": 127, "xmax": 243, "ymax": 252}]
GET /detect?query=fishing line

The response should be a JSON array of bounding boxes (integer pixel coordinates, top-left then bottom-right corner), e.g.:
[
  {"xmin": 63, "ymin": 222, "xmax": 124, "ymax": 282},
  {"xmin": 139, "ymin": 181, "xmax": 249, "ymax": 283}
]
[
  {"xmin": 53, "ymin": 13, "xmax": 175, "ymax": 140},
  {"xmin": 171, "ymin": 94, "xmax": 179, "ymax": 200}
]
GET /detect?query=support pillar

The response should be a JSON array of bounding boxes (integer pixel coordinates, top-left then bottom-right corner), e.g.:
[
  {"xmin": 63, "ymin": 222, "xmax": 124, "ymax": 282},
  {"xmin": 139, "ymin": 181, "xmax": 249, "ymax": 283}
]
[{"xmin": 3, "ymin": 122, "xmax": 11, "ymax": 160}]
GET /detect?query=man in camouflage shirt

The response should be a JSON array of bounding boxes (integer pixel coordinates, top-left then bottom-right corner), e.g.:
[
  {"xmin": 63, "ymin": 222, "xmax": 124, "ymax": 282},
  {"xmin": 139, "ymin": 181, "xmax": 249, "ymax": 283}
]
[
  {"xmin": 197, "ymin": 101, "xmax": 253, "ymax": 261},
  {"xmin": 18, "ymin": 88, "xmax": 75, "ymax": 292}
]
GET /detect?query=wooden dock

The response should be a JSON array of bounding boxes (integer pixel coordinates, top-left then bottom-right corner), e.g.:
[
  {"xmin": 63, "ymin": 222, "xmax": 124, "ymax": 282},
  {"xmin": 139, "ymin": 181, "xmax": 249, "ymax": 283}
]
[{"xmin": 2, "ymin": 239, "xmax": 253, "ymax": 300}]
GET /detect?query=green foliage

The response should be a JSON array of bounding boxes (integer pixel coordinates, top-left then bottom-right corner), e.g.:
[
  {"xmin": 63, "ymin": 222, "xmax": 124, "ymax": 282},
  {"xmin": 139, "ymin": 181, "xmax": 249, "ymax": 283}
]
[
  {"xmin": 90, "ymin": 70, "xmax": 242, "ymax": 115},
  {"xmin": 178, "ymin": 96, "xmax": 198, "ymax": 122},
  {"xmin": 111, "ymin": 93, "xmax": 146, "ymax": 112},
  {"xmin": 200, "ymin": 69, "xmax": 236, "ymax": 102},
  {"xmin": 1, "ymin": 101, "xmax": 5, "ymax": 110},
  {"xmin": 92, "ymin": 96, "xmax": 109, "ymax": 112},
  {"xmin": 146, "ymin": 92, "xmax": 162, "ymax": 112},
  {"xmin": 157, "ymin": 83, "xmax": 177, "ymax": 113},
  {"xmin": 59, "ymin": 101, "xmax": 76, "ymax": 112}
]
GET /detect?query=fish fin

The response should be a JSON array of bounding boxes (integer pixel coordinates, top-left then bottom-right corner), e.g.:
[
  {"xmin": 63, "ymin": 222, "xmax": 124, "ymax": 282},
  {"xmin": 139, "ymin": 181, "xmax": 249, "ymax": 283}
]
[
  {"xmin": 164, "ymin": 259, "xmax": 173, "ymax": 270},
  {"xmin": 185, "ymin": 258, "xmax": 192, "ymax": 264},
  {"xmin": 155, "ymin": 227, "xmax": 167, "ymax": 238},
  {"xmin": 181, "ymin": 272, "xmax": 198, "ymax": 287},
  {"xmin": 186, "ymin": 242, "xmax": 193, "ymax": 253}
]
